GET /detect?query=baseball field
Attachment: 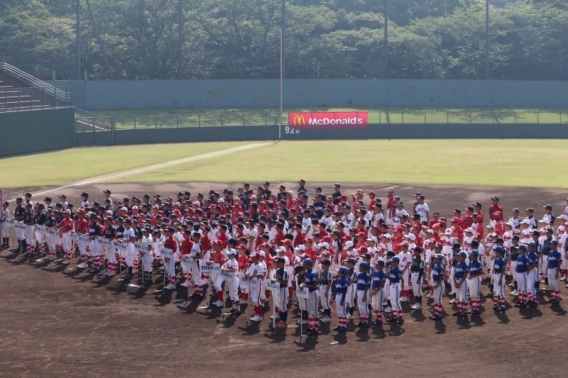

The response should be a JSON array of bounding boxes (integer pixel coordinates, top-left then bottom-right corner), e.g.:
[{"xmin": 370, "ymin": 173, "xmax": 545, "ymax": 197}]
[{"xmin": 1, "ymin": 139, "xmax": 567, "ymax": 378}]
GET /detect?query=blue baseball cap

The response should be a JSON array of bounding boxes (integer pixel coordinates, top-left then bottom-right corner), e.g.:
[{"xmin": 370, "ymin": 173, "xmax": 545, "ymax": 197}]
[
  {"xmin": 459, "ymin": 251, "xmax": 467, "ymax": 258},
  {"xmin": 390, "ymin": 256, "xmax": 400, "ymax": 263},
  {"xmin": 302, "ymin": 258, "xmax": 313, "ymax": 266},
  {"xmin": 435, "ymin": 254, "xmax": 444, "ymax": 260},
  {"xmin": 494, "ymin": 246, "xmax": 505, "ymax": 254},
  {"xmin": 528, "ymin": 242, "xmax": 537, "ymax": 248},
  {"xmin": 359, "ymin": 262, "xmax": 370, "ymax": 270},
  {"xmin": 469, "ymin": 250, "xmax": 479, "ymax": 256},
  {"xmin": 551, "ymin": 240, "xmax": 559, "ymax": 245},
  {"xmin": 519, "ymin": 244, "xmax": 527, "ymax": 251},
  {"xmin": 374, "ymin": 260, "xmax": 385, "ymax": 266},
  {"xmin": 338, "ymin": 267, "xmax": 348, "ymax": 274}
]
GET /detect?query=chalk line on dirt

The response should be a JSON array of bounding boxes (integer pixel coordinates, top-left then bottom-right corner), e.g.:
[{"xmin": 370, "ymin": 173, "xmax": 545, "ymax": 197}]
[{"xmin": 9, "ymin": 142, "xmax": 271, "ymax": 202}]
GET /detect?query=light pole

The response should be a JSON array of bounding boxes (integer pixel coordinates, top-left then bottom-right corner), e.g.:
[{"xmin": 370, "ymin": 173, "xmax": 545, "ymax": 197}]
[
  {"xmin": 278, "ymin": 0, "xmax": 285, "ymax": 140},
  {"xmin": 384, "ymin": 0, "xmax": 388, "ymax": 79},
  {"xmin": 76, "ymin": 0, "xmax": 81, "ymax": 79},
  {"xmin": 485, "ymin": 0, "xmax": 489, "ymax": 79}
]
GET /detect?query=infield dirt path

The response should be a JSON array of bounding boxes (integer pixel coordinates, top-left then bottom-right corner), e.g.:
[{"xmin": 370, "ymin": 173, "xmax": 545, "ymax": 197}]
[{"xmin": 1, "ymin": 182, "xmax": 567, "ymax": 377}]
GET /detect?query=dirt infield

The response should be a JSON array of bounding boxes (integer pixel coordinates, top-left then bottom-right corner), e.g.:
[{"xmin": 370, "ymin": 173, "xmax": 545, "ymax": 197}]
[{"xmin": 1, "ymin": 182, "xmax": 568, "ymax": 378}]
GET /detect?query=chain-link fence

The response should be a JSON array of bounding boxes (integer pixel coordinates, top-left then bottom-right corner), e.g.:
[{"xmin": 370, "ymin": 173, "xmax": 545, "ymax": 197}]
[{"xmin": 101, "ymin": 108, "xmax": 568, "ymax": 129}]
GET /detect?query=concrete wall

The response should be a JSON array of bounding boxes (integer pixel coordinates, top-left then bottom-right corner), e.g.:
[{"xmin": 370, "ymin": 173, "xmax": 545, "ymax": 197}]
[
  {"xmin": 0, "ymin": 108, "xmax": 75, "ymax": 157},
  {"xmin": 75, "ymin": 123, "xmax": 568, "ymax": 148},
  {"xmin": 70, "ymin": 79, "xmax": 568, "ymax": 110}
]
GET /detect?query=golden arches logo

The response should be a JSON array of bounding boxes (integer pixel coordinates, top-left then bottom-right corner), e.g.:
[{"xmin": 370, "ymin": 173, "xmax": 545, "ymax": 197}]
[{"xmin": 292, "ymin": 115, "xmax": 306, "ymax": 126}]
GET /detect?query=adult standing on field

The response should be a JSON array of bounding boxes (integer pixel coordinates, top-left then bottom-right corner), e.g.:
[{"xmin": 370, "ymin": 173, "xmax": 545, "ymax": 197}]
[{"xmin": 489, "ymin": 197, "xmax": 503, "ymax": 225}]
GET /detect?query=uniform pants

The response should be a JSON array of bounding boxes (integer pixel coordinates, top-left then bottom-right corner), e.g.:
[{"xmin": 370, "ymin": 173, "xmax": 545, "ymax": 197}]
[
  {"xmin": 389, "ymin": 283, "xmax": 403, "ymax": 319},
  {"xmin": 516, "ymin": 271, "xmax": 528, "ymax": 303},
  {"xmin": 371, "ymin": 288, "xmax": 386, "ymax": 322},
  {"xmin": 320, "ymin": 284, "xmax": 330, "ymax": 311},
  {"xmin": 25, "ymin": 225, "xmax": 35, "ymax": 246},
  {"xmin": 356, "ymin": 289, "xmax": 369, "ymax": 323},
  {"xmin": 106, "ymin": 241, "xmax": 117, "ymax": 273},
  {"xmin": 411, "ymin": 272, "xmax": 423, "ymax": 298},
  {"xmin": 335, "ymin": 294, "xmax": 347, "ymax": 328},
  {"xmin": 548, "ymin": 268, "xmax": 560, "ymax": 300},
  {"xmin": 346, "ymin": 284, "xmax": 356, "ymax": 308},
  {"xmin": 401, "ymin": 269, "xmax": 410, "ymax": 293},
  {"xmin": 250, "ymin": 280, "xmax": 263, "ymax": 317},
  {"xmin": 492, "ymin": 273, "xmax": 506, "ymax": 307},
  {"xmin": 15, "ymin": 224, "xmax": 25, "ymax": 241},
  {"xmin": 277, "ymin": 287, "xmax": 288, "ymax": 322},
  {"xmin": 433, "ymin": 283, "xmax": 444, "ymax": 316},
  {"xmin": 90, "ymin": 240, "xmax": 102, "ymax": 269},
  {"xmin": 527, "ymin": 269, "xmax": 538, "ymax": 301},
  {"xmin": 455, "ymin": 279, "xmax": 468, "ymax": 313},
  {"xmin": 307, "ymin": 290, "xmax": 320, "ymax": 330},
  {"xmin": 449, "ymin": 267, "xmax": 456, "ymax": 295},
  {"xmin": 468, "ymin": 276, "xmax": 481, "ymax": 311},
  {"xmin": 62, "ymin": 233, "xmax": 72, "ymax": 253},
  {"xmin": 164, "ymin": 258, "xmax": 176, "ymax": 286}
]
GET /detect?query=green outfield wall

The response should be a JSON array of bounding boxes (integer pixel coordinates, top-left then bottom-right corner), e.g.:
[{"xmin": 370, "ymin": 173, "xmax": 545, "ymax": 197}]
[
  {"xmin": 74, "ymin": 123, "xmax": 568, "ymax": 147},
  {"xmin": 0, "ymin": 108, "xmax": 75, "ymax": 157}
]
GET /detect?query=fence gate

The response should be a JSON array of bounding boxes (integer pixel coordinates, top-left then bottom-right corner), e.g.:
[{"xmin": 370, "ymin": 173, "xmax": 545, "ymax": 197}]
[{"xmin": 75, "ymin": 116, "xmax": 115, "ymax": 146}]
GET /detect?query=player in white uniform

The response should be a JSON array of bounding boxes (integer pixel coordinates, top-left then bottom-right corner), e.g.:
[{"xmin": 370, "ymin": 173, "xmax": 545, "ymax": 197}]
[
  {"xmin": 397, "ymin": 242, "xmax": 413, "ymax": 302},
  {"xmin": 247, "ymin": 253, "xmax": 266, "ymax": 322},
  {"xmin": 216, "ymin": 249, "xmax": 240, "ymax": 313},
  {"xmin": 139, "ymin": 227, "xmax": 154, "ymax": 286},
  {"xmin": 1, "ymin": 201, "xmax": 10, "ymax": 249}
]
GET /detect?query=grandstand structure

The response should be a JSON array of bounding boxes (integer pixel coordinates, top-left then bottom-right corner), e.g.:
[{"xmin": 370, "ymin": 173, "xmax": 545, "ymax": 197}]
[{"xmin": 0, "ymin": 63, "xmax": 73, "ymax": 112}]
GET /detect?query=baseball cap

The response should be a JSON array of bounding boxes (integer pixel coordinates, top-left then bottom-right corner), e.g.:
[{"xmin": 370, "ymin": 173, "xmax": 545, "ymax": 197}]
[
  {"xmin": 338, "ymin": 267, "xmax": 348, "ymax": 274},
  {"xmin": 302, "ymin": 258, "xmax": 313, "ymax": 266},
  {"xmin": 469, "ymin": 250, "xmax": 479, "ymax": 256},
  {"xmin": 458, "ymin": 251, "xmax": 467, "ymax": 258},
  {"xmin": 494, "ymin": 246, "xmax": 504, "ymax": 254},
  {"xmin": 346, "ymin": 258, "xmax": 356, "ymax": 265},
  {"xmin": 434, "ymin": 254, "xmax": 444, "ymax": 260},
  {"xmin": 452, "ymin": 242, "xmax": 461, "ymax": 249},
  {"xmin": 374, "ymin": 260, "xmax": 385, "ymax": 266},
  {"xmin": 491, "ymin": 196, "xmax": 499, "ymax": 201},
  {"xmin": 405, "ymin": 234, "xmax": 416, "ymax": 241},
  {"xmin": 390, "ymin": 256, "xmax": 400, "ymax": 263},
  {"xmin": 519, "ymin": 244, "xmax": 527, "ymax": 251},
  {"xmin": 543, "ymin": 204, "xmax": 552, "ymax": 210},
  {"xmin": 344, "ymin": 241, "xmax": 354, "ymax": 249},
  {"xmin": 359, "ymin": 262, "xmax": 370, "ymax": 270},
  {"xmin": 551, "ymin": 240, "xmax": 559, "ymax": 245}
]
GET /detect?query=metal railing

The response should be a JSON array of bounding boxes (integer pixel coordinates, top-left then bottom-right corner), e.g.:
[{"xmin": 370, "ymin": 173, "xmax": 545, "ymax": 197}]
[
  {"xmin": 0, "ymin": 62, "xmax": 72, "ymax": 103},
  {"xmin": 0, "ymin": 86, "xmax": 73, "ymax": 112}
]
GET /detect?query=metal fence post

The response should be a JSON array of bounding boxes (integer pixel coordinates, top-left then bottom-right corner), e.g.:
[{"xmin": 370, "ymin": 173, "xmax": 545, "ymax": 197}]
[
  {"xmin": 92, "ymin": 119, "xmax": 95, "ymax": 145},
  {"xmin": 424, "ymin": 111, "xmax": 427, "ymax": 124},
  {"xmin": 220, "ymin": 113, "xmax": 224, "ymax": 126},
  {"xmin": 199, "ymin": 114, "xmax": 201, "ymax": 127},
  {"xmin": 177, "ymin": 115, "xmax": 179, "ymax": 128},
  {"xmin": 401, "ymin": 111, "xmax": 404, "ymax": 124},
  {"xmin": 111, "ymin": 116, "xmax": 116, "ymax": 145},
  {"xmin": 469, "ymin": 111, "xmax": 472, "ymax": 124},
  {"xmin": 134, "ymin": 117, "xmax": 137, "ymax": 129},
  {"xmin": 155, "ymin": 115, "xmax": 158, "ymax": 129},
  {"xmin": 446, "ymin": 111, "xmax": 449, "ymax": 124},
  {"xmin": 560, "ymin": 113, "xmax": 563, "ymax": 124},
  {"xmin": 242, "ymin": 113, "xmax": 245, "ymax": 126},
  {"xmin": 537, "ymin": 111, "xmax": 540, "ymax": 124},
  {"xmin": 264, "ymin": 113, "xmax": 268, "ymax": 126}
]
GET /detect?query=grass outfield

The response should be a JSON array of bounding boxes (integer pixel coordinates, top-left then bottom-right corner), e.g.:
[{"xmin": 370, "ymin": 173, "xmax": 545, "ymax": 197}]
[
  {"xmin": 0, "ymin": 142, "xmax": 244, "ymax": 188},
  {"xmin": 112, "ymin": 140, "xmax": 568, "ymax": 188},
  {"xmin": 79, "ymin": 108, "xmax": 568, "ymax": 129}
]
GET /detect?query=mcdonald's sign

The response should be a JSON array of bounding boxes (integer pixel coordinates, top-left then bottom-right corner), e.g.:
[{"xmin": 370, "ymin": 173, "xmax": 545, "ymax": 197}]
[{"xmin": 288, "ymin": 112, "xmax": 368, "ymax": 129}]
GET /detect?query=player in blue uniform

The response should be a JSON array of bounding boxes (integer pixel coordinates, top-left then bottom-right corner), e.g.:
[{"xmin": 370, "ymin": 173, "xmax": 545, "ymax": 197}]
[
  {"xmin": 430, "ymin": 254, "xmax": 445, "ymax": 320},
  {"xmin": 453, "ymin": 251, "xmax": 469, "ymax": 317},
  {"xmin": 333, "ymin": 267, "xmax": 349, "ymax": 332},
  {"xmin": 514, "ymin": 245, "xmax": 530, "ymax": 308},
  {"xmin": 467, "ymin": 250, "xmax": 483, "ymax": 314},
  {"xmin": 371, "ymin": 260, "xmax": 387, "ymax": 326},
  {"xmin": 546, "ymin": 240, "xmax": 561, "ymax": 304},
  {"xmin": 356, "ymin": 262, "xmax": 371, "ymax": 328},
  {"xmin": 492, "ymin": 247, "xmax": 507, "ymax": 311},
  {"xmin": 300, "ymin": 259, "xmax": 320, "ymax": 336},
  {"xmin": 526, "ymin": 242, "xmax": 539, "ymax": 306},
  {"xmin": 387, "ymin": 256, "xmax": 404, "ymax": 324},
  {"xmin": 410, "ymin": 247, "xmax": 425, "ymax": 310}
]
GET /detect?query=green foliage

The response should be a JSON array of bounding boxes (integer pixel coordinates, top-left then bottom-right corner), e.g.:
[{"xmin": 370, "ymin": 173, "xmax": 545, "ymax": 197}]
[{"xmin": 0, "ymin": 0, "xmax": 566, "ymax": 80}]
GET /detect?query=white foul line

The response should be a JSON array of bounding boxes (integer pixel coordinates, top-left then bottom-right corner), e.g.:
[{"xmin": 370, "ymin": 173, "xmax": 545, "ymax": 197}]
[{"xmin": 7, "ymin": 142, "xmax": 271, "ymax": 202}]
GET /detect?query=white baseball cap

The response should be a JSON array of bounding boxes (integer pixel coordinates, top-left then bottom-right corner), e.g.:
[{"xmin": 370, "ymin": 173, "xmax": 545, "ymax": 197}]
[
  {"xmin": 405, "ymin": 234, "xmax": 416, "ymax": 241},
  {"xmin": 345, "ymin": 241, "xmax": 354, "ymax": 249}
]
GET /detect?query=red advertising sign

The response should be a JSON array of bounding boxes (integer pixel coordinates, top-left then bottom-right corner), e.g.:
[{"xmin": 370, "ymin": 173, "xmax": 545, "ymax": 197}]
[{"xmin": 288, "ymin": 112, "xmax": 368, "ymax": 129}]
